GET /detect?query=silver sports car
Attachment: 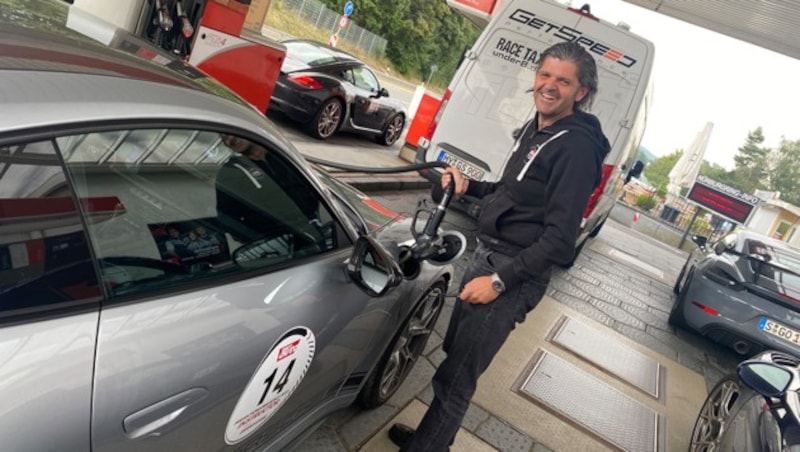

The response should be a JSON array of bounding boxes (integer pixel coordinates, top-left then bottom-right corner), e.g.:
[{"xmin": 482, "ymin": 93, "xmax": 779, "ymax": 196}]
[
  {"xmin": 671, "ymin": 230, "xmax": 800, "ymax": 357},
  {"xmin": 0, "ymin": 2, "xmax": 451, "ymax": 451}
]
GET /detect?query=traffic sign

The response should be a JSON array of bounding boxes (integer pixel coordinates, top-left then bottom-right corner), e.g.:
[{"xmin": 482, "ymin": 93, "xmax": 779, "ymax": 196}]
[
  {"xmin": 338, "ymin": 16, "xmax": 349, "ymax": 29},
  {"xmin": 344, "ymin": 1, "xmax": 354, "ymax": 17}
]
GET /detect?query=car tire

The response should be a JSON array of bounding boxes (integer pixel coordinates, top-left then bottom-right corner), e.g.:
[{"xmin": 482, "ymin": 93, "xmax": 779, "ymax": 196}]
[
  {"xmin": 375, "ymin": 114, "xmax": 405, "ymax": 146},
  {"xmin": 669, "ymin": 267, "xmax": 693, "ymax": 328},
  {"xmin": 308, "ymin": 98, "xmax": 343, "ymax": 140},
  {"xmin": 588, "ymin": 217, "xmax": 606, "ymax": 238},
  {"xmin": 356, "ymin": 280, "xmax": 447, "ymax": 409},
  {"xmin": 689, "ymin": 374, "xmax": 741, "ymax": 451},
  {"xmin": 673, "ymin": 260, "xmax": 688, "ymax": 294}
]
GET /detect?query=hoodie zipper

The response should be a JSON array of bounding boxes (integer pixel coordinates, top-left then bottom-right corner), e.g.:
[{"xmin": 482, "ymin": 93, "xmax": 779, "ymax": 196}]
[{"xmin": 516, "ymin": 130, "xmax": 568, "ymax": 182}]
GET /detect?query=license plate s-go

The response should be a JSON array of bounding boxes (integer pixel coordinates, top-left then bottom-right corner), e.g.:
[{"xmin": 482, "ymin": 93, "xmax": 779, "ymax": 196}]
[
  {"xmin": 436, "ymin": 150, "xmax": 485, "ymax": 180},
  {"xmin": 760, "ymin": 317, "xmax": 800, "ymax": 346}
]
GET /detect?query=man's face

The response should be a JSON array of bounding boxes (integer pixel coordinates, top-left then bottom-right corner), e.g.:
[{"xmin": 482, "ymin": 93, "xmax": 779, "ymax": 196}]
[{"xmin": 532, "ymin": 56, "xmax": 588, "ymax": 126}]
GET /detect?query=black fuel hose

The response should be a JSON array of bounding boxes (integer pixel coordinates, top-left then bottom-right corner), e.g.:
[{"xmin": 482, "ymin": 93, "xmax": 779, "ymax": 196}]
[{"xmin": 303, "ymin": 156, "xmax": 447, "ymax": 174}]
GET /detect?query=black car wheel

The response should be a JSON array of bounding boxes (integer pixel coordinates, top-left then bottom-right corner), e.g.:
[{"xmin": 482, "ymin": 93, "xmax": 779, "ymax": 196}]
[
  {"xmin": 689, "ymin": 375, "xmax": 740, "ymax": 452},
  {"xmin": 375, "ymin": 114, "xmax": 405, "ymax": 146},
  {"xmin": 674, "ymin": 260, "xmax": 689, "ymax": 294},
  {"xmin": 669, "ymin": 267, "xmax": 693, "ymax": 328},
  {"xmin": 308, "ymin": 98, "xmax": 343, "ymax": 139},
  {"xmin": 356, "ymin": 280, "xmax": 446, "ymax": 408}
]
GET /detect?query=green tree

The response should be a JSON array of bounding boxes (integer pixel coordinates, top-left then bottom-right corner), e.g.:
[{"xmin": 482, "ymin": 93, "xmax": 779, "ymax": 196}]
[
  {"xmin": 317, "ymin": 0, "xmax": 479, "ymax": 86},
  {"xmin": 698, "ymin": 161, "xmax": 741, "ymax": 191},
  {"xmin": 732, "ymin": 127, "xmax": 770, "ymax": 194},
  {"xmin": 643, "ymin": 150, "xmax": 682, "ymax": 192},
  {"xmin": 772, "ymin": 138, "xmax": 800, "ymax": 205}
]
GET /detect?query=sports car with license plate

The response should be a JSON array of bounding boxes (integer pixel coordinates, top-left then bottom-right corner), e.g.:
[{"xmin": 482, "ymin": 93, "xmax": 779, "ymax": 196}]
[
  {"xmin": 268, "ymin": 39, "xmax": 407, "ymax": 146},
  {"xmin": 0, "ymin": 2, "xmax": 450, "ymax": 450},
  {"xmin": 670, "ymin": 230, "xmax": 800, "ymax": 357}
]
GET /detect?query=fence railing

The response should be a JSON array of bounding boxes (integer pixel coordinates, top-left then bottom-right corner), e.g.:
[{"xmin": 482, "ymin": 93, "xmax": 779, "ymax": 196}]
[{"xmin": 273, "ymin": 0, "xmax": 387, "ymax": 59}]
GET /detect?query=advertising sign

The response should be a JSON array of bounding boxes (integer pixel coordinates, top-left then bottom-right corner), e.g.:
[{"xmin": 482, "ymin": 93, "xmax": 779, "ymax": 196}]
[{"xmin": 687, "ymin": 175, "xmax": 760, "ymax": 224}]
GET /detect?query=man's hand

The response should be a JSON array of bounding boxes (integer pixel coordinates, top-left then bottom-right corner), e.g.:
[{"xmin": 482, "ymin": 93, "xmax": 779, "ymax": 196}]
[
  {"xmin": 442, "ymin": 167, "xmax": 469, "ymax": 196},
  {"xmin": 459, "ymin": 275, "xmax": 500, "ymax": 304}
]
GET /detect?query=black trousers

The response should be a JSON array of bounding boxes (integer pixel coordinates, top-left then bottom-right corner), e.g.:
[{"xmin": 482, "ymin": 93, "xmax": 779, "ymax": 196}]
[{"xmin": 402, "ymin": 242, "xmax": 551, "ymax": 451}]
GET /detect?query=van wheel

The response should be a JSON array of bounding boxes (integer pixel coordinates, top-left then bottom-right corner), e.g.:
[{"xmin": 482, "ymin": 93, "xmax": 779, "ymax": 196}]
[
  {"xmin": 308, "ymin": 98, "xmax": 343, "ymax": 139},
  {"xmin": 588, "ymin": 217, "xmax": 607, "ymax": 238},
  {"xmin": 376, "ymin": 114, "xmax": 405, "ymax": 146}
]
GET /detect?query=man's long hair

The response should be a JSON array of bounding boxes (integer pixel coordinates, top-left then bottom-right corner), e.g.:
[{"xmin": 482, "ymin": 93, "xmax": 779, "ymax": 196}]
[{"xmin": 538, "ymin": 42, "xmax": 599, "ymax": 111}]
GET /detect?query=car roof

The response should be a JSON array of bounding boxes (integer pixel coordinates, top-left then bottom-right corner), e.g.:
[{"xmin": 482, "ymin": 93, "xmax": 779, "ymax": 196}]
[
  {"xmin": 0, "ymin": 3, "xmax": 293, "ymax": 152},
  {"xmin": 281, "ymin": 38, "xmax": 362, "ymax": 71}
]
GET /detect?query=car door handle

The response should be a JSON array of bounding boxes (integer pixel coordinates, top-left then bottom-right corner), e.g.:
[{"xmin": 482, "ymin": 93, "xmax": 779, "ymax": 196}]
[{"xmin": 123, "ymin": 388, "xmax": 208, "ymax": 439}]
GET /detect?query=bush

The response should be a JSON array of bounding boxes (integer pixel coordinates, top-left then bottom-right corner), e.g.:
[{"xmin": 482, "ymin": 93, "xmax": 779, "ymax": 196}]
[{"xmin": 635, "ymin": 194, "xmax": 657, "ymax": 211}]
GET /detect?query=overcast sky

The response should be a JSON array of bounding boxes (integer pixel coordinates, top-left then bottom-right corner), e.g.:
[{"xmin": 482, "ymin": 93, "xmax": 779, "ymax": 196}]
[{"xmin": 572, "ymin": 0, "xmax": 800, "ymax": 169}]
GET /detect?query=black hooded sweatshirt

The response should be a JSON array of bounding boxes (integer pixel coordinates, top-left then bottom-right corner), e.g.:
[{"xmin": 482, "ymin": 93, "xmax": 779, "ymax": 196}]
[{"xmin": 465, "ymin": 110, "xmax": 610, "ymax": 290}]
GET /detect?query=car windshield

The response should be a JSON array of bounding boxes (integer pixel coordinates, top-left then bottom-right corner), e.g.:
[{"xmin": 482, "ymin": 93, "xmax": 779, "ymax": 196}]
[{"xmin": 742, "ymin": 238, "xmax": 800, "ymax": 302}]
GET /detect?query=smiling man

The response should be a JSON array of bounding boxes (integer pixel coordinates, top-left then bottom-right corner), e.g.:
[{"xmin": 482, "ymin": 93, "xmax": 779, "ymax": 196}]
[{"xmin": 388, "ymin": 41, "xmax": 611, "ymax": 451}]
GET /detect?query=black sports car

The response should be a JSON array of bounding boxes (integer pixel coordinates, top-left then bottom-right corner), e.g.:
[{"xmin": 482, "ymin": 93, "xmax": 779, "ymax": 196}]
[{"xmin": 269, "ymin": 39, "xmax": 407, "ymax": 146}]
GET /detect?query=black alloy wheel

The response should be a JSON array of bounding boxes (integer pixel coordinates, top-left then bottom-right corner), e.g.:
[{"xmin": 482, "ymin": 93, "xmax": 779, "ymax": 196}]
[
  {"xmin": 356, "ymin": 281, "xmax": 446, "ymax": 408},
  {"xmin": 668, "ymin": 267, "xmax": 693, "ymax": 328}
]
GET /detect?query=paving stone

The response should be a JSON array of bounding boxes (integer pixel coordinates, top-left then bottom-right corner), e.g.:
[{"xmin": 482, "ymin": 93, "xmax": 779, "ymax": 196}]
[
  {"xmin": 295, "ymin": 424, "xmax": 347, "ymax": 452},
  {"xmin": 435, "ymin": 304, "xmax": 453, "ymax": 338},
  {"xmin": 423, "ymin": 331, "xmax": 443, "ymax": 356},
  {"xmin": 462, "ymin": 402, "xmax": 491, "ymax": 432},
  {"xmin": 338, "ymin": 404, "xmax": 397, "ymax": 450},
  {"xmin": 612, "ymin": 323, "xmax": 678, "ymax": 360},
  {"xmin": 475, "ymin": 416, "xmax": 534, "ymax": 452},
  {"xmin": 587, "ymin": 300, "xmax": 646, "ymax": 329},
  {"xmin": 387, "ymin": 357, "xmax": 436, "ymax": 409},
  {"xmin": 621, "ymin": 302, "xmax": 667, "ymax": 327},
  {"xmin": 428, "ymin": 344, "xmax": 447, "ymax": 368},
  {"xmin": 550, "ymin": 290, "xmax": 615, "ymax": 327},
  {"xmin": 417, "ymin": 383, "xmax": 434, "ymax": 405},
  {"xmin": 532, "ymin": 441, "xmax": 555, "ymax": 452}
]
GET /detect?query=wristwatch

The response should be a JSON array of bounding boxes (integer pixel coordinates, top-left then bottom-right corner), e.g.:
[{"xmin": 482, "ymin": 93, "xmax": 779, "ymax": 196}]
[{"xmin": 491, "ymin": 273, "xmax": 506, "ymax": 293}]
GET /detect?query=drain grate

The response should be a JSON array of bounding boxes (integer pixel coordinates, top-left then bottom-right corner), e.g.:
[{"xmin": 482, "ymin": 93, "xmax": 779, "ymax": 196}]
[
  {"xmin": 518, "ymin": 350, "xmax": 659, "ymax": 452},
  {"xmin": 550, "ymin": 316, "xmax": 661, "ymax": 398}
]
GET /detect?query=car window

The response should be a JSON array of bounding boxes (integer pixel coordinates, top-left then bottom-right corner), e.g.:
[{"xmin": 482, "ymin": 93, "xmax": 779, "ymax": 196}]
[
  {"xmin": 741, "ymin": 238, "xmax": 800, "ymax": 299},
  {"xmin": 351, "ymin": 66, "xmax": 379, "ymax": 93},
  {"xmin": 60, "ymin": 129, "xmax": 347, "ymax": 300},
  {"xmin": 0, "ymin": 140, "xmax": 101, "ymax": 316}
]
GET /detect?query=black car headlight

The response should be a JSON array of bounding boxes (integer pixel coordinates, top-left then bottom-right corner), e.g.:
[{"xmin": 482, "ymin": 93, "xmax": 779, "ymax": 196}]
[{"xmin": 702, "ymin": 265, "xmax": 744, "ymax": 291}]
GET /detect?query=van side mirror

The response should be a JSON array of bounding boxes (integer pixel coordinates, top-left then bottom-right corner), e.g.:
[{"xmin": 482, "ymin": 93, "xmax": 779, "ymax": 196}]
[
  {"xmin": 625, "ymin": 160, "xmax": 645, "ymax": 184},
  {"xmin": 347, "ymin": 236, "xmax": 402, "ymax": 297}
]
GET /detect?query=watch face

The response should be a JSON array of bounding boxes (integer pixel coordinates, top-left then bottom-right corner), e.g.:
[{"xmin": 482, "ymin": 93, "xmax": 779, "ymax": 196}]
[{"xmin": 492, "ymin": 280, "xmax": 504, "ymax": 292}]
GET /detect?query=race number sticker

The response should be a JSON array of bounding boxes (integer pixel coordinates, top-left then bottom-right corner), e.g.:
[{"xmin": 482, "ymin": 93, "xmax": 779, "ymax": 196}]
[{"xmin": 224, "ymin": 327, "xmax": 316, "ymax": 444}]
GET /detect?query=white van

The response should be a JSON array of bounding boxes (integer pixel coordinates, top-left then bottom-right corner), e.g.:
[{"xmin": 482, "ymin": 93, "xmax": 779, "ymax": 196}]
[{"xmin": 415, "ymin": 0, "xmax": 653, "ymax": 253}]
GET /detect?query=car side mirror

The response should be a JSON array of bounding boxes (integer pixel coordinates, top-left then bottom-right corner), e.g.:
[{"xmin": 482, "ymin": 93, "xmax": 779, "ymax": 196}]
[
  {"xmin": 738, "ymin": 361, "xmax": 793, "ymax": 397},
  {"xmin": 347, "ymin": 236, "xmax": 402, "ymax": 297},
  {"xmin": 625, "ymin": 160, "xmax": 645, "ymax": 184},
  {"xmin": 692, "ymin": 235, "xmax": 708, "ymax": 248},
  {"xmin": 379, "ymin": 87, "xmax": 389, "ymax": 97}
]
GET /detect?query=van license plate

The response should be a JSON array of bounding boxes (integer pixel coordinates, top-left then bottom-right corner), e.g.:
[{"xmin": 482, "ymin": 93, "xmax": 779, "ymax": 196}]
[
  {"xmin": 760, "ymin": 317, "xmax": 800, "ymax": 346},
  {"xmin": 436, "ymin": 150, "xmax": 485, "ymax": 180}
]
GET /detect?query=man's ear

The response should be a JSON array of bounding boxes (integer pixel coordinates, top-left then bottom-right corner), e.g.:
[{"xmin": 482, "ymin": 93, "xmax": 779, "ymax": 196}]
[{"xmin": 576, "ymin": 86, "xmax": 589, "ymax": 103}]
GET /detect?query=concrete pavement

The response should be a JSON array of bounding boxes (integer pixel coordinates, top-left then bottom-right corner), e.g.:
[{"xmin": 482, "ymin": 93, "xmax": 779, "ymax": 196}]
[{"xmin": 291, "ymin": 149, "xmax": 742, "ymax": 451}]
